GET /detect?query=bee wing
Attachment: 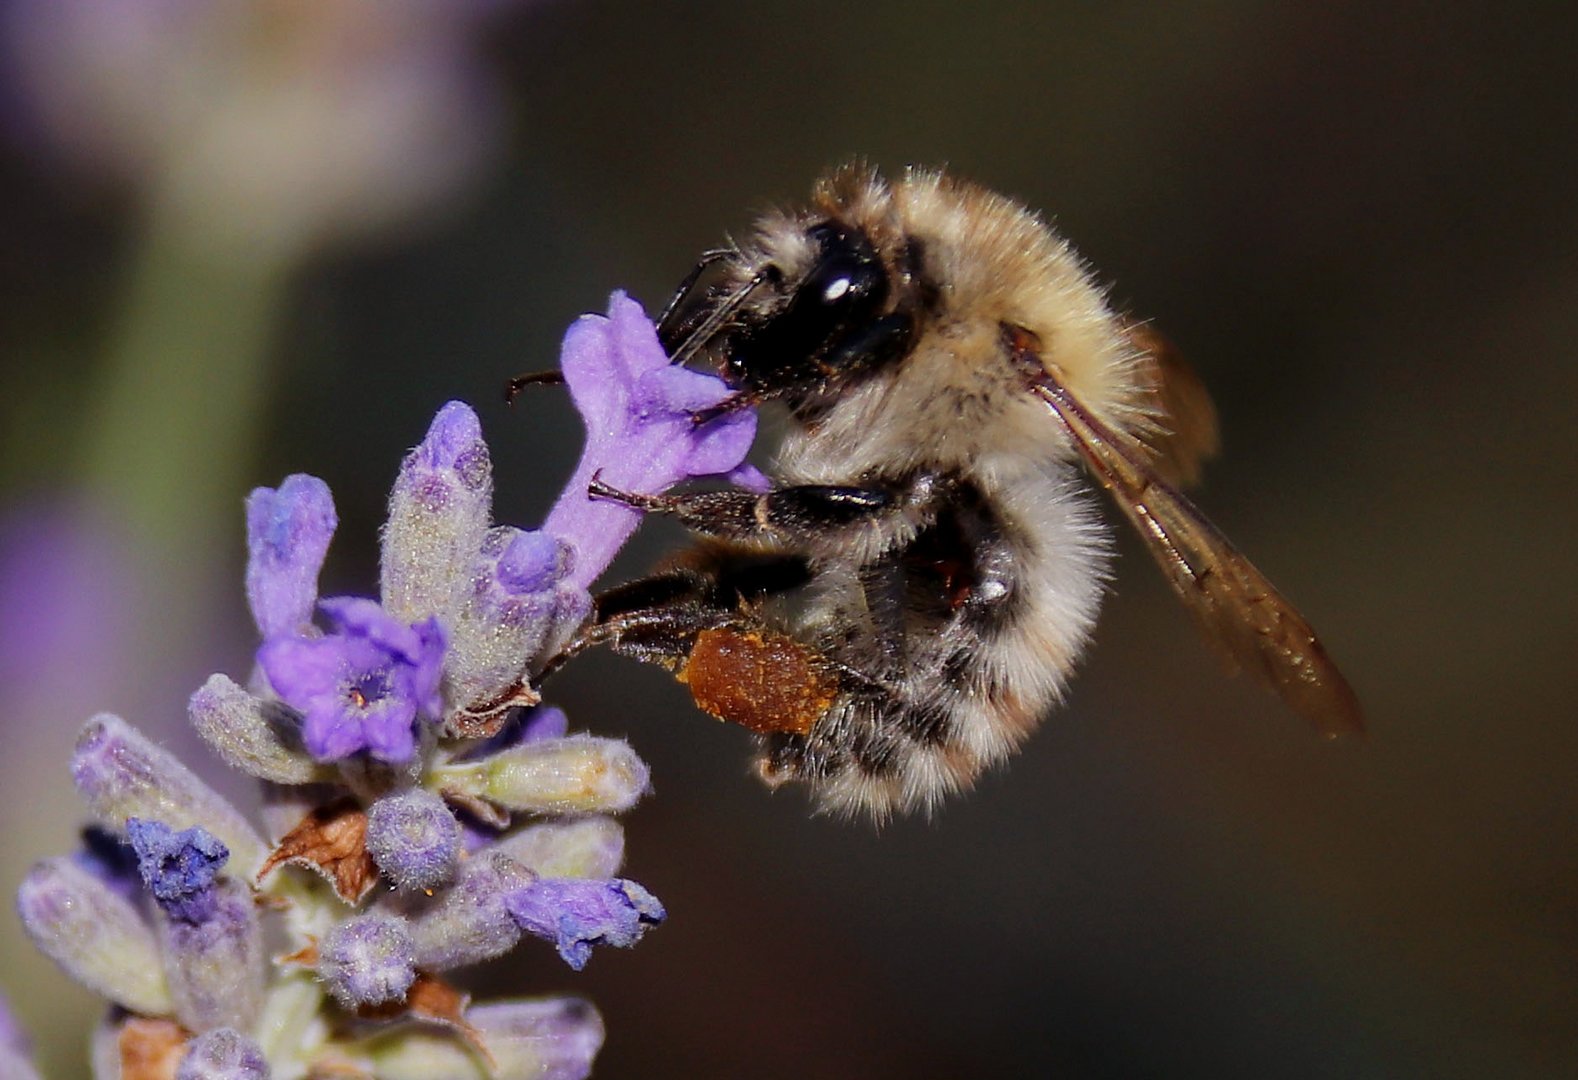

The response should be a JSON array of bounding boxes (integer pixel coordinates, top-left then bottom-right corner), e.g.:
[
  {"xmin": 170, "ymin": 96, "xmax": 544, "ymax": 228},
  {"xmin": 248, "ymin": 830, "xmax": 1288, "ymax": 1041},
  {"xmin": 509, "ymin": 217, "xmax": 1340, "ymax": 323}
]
[
  {"xmin": 1013, "ymin": 331, "xmax": 1363, "ymax": 737},
  {"xmin": 1122, "ymin": 321, "xmax": 1221, "ymax": 488}
]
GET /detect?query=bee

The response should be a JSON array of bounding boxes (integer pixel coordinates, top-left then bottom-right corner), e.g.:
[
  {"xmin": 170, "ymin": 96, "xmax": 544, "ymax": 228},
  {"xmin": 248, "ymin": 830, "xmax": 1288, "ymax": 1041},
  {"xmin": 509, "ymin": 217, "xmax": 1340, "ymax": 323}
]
[{"xmin": 551, "ymin": 165, "xmax": 1362, "ymax": 820}]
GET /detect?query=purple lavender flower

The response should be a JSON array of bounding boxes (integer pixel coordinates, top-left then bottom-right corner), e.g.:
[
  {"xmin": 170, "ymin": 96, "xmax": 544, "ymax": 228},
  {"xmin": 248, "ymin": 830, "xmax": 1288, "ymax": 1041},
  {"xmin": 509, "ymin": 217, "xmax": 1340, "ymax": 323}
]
[
  {"xmin": 125, "ymin": 818, "xmax": 229, "ymax": 923},
  {"xmin": 245, "ymin": 475, "xmax": 336, "ymax": 639},
  {"xmin": 544, "ymin": 291, "xmax": 759, "ymax": 588},
  {"xmin": 258, "ymin": 598, "xmax": 445, "ymax": 764},
  {"xmin": 505, "ymin": 877, "xmax": 666, "ymax": 971}
]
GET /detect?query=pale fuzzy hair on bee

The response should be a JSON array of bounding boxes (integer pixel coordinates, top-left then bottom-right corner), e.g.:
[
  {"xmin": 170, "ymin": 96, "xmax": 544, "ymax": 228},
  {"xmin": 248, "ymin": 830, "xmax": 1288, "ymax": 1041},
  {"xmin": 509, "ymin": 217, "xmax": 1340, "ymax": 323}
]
[
  {"xmin": 722, "ymin": 166, "xmax": 1155, "ymax": 819},
  {"xmin": 751, "ymin": 165, "xmax": 1161, "ymax": 475}
]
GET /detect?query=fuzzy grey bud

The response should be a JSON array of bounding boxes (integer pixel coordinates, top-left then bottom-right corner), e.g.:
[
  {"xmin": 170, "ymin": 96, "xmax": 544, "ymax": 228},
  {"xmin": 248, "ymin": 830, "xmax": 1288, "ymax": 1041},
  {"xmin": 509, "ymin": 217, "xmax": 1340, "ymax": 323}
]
[
  {"xmin": 365, "ymin": 789, "xmax": 461, "ymax": 891},
  {"xmin": 71, "ymin": 714, "xmax": 267, "ymax": 874},
  {"xmin": 365, "ymin": 997, "xmax": 604, "ymax": 1080},
  {"xmin": 188, "ymin": 674, "xmax": 325, "ymax": 784},
  {"xmin": 430, "ymin": 736, "xmax": 649, "ymax": 815},
  {"xmin": 493, "ymin": 816, "xmax": 625, "ymax": 879},
  {"xmin": 381, "ymin": 402, "xmax": 493, "ymax": 626},
  {"xmin": 318, "ymin": 913, "xmax": 417, "ymax": 1008},
  {"xmin": 17, "ymin": 857, "xmax": 172, "ymax": 1015},
  {"xmin": 406, "ymin": 853, "xmax": 533, "ymax": 970},
  {"xmin": 158, "ymin": 879, "xmax": 265, "ymax": 1033}
]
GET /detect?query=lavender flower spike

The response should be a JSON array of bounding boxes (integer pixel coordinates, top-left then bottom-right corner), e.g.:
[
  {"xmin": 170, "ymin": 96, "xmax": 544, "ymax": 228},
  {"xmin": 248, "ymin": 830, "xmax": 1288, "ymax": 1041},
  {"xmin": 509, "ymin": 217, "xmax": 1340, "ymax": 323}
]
[
  {"xmin": 246, "ymin": 474, "xmax": 336, "ymax": 639},
  {"xmin": 24, "ymin": 374, "xmax": 674, "ymax": 1075},
  {"xmin": 381, "ymin": 400, "xmax": 493, "ymax": 626},
  {"xmin": 544, "ymin": 291, "xmax": 758, "ymax": 589},
  {"xmin": 71, "ymin": 714, "xmax": 267, "ymax": 874}
]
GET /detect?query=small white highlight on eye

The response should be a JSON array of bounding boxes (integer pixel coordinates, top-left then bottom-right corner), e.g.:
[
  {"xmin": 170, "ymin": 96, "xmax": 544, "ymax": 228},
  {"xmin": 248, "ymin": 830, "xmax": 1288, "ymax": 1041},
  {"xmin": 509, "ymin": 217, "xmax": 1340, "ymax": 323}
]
[{"xmin": 823, "ymin": 276, "xmax": 852, "ymax": 302}]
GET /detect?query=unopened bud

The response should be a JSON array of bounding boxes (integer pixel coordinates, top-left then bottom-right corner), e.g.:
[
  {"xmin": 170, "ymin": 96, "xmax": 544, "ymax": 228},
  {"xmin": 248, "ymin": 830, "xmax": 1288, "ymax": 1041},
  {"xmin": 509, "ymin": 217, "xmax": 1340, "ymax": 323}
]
[
  {"xmin": 157, "ymin": 879, "xmax": 265, "ymax": 1033},
  {"xmin": 177, "ymin": 1028, "xmax": 270, "ymax": 1080},
  {"xmin": 363, "ymin": 996, "xmax": 604, "ymax": 1080},
  {"xmin": 493, "ymin": 816, "xmax": 625, "ymax": 880},
  {"xmin": 17, "ymin": 857, "xmax": 172, "ymax": 1015},
  {"xmin": 365, "ymin": 789, "xmax": 461, "ymax": 891},
  {"xmin": 318, "ymin": 914, "xmax": 416, "ymax": 1008},
  {"xmin": 406, "ymin": 853, "xmax": 531, "ymax": 971},
  {"xmin": 189, "ymin": 674, "xmax": 325, "ymax": 785},
  {"xmin": 71, "ymin": 714, "xmax": 267, "ymax": 874},
  {"xmin": 431, "ymin": 736, "xmax": 649, "ymax": 815}
]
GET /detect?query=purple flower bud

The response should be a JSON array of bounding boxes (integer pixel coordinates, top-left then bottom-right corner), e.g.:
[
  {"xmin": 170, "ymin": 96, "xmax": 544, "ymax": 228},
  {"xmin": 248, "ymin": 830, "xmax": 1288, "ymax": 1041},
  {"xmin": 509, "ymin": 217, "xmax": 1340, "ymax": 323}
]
[
  {"xmin": 318, "ymin": 913, "xmax": 417, "ymax": 1008},
  {"xmin": 258, "ymin": 598, "xmax": 446, "ymax": 765},
  {"xmin": 406, "ymin": 853, "xmax": 532, "ymax": 971},
  {"xmin": 125, "ymin": 818, "xmax": 228, "ymax": 923},
  {"xmin": 493, "ymin": 816, "xmax": 625, "ymax": 880},
  {"xmin": 381, "ymin": 401, "xmax": 493, "ymax": 626},
  {"xmin": 17, "ymin": 857, "xmax": 172, "ymax": 1015},
  {"xmin": 246, "ymin": 474, "xmax": 337, "ymax": 639},
  {"xmin": 157, "ymin": 879, "xmax": 265, "ymax": 1033},
  {"xmin": 430, "ymin": 735, "xmax": 650, "ymax": 815},
  {"xmin": 71, "ymin": 714, "xmax": 267, "ymax": 874},
  {"xmin": 365, "ymin": 789, "xmax": 461, "ymax": 891},
  {"xmin": 365, "ymin": 997, "xmax": 603, "ymax": 1080},
  {"xmin": 504, "ymin": 877, "xmax": 665, "ymax": 971},
  {"xmin": 543, "ymin": 291, "xmax": 758, "ymax": 589},
  {"xmin": 177, "ymin": 1028, "xmax": 270, "ymax": 1080},
  {"xmin": 444, "ymin": 528, "xmax": 585, "ymax": 707}
]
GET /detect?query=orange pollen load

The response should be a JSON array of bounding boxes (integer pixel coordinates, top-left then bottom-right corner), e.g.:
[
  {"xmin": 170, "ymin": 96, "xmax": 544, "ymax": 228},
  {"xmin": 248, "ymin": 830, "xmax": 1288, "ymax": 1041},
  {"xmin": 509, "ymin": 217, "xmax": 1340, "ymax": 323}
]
[{"xmin": 678, "ymin": 626, "xmax": 835, "ymax": 737}]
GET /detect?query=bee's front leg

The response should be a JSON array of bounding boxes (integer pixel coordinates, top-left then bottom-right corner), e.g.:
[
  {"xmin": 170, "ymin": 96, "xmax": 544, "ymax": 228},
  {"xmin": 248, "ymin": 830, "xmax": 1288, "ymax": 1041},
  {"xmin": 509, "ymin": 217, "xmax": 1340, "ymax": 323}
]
[{"xmin": 587, "ymin": 474, "xmax": 929, "ymax": 547}]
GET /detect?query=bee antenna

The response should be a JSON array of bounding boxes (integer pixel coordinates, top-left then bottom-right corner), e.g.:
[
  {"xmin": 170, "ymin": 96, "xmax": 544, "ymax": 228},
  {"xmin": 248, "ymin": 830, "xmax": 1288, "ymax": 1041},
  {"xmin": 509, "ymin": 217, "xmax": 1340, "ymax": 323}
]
[
  {"xmin": 668, "ymin": 265, "xmax": 770, "ymax": 369},
  {"xmin": 656, "ymin": 248, "xmax": 734, "ymax": 342}
]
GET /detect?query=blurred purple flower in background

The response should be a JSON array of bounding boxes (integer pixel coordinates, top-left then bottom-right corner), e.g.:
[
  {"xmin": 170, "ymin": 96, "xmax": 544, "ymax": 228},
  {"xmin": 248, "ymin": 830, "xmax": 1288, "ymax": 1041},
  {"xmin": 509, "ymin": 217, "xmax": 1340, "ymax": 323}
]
[
  {"xmin": 0, "ymin": 990, "xmax": 41, "ymax": 1080},
  {"xmin": 2, "ymin": 0, "xmax": 522, "ymax": 256}
]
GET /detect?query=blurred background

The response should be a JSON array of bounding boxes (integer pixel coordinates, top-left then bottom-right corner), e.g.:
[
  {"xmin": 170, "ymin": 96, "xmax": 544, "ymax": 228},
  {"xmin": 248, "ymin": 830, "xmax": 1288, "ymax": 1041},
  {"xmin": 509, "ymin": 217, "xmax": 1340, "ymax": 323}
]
[{"xmin": 2, "ymin": 2, "xmax": 1575, "ymax": 1076}]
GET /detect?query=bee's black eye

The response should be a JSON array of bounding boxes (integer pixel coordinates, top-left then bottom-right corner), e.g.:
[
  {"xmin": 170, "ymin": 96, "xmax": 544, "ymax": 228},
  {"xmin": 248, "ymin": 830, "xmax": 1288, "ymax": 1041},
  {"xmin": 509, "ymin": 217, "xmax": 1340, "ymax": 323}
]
[{"xmin": 805, "ymin": 251, "xmax": 885, "ymax": 314}]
